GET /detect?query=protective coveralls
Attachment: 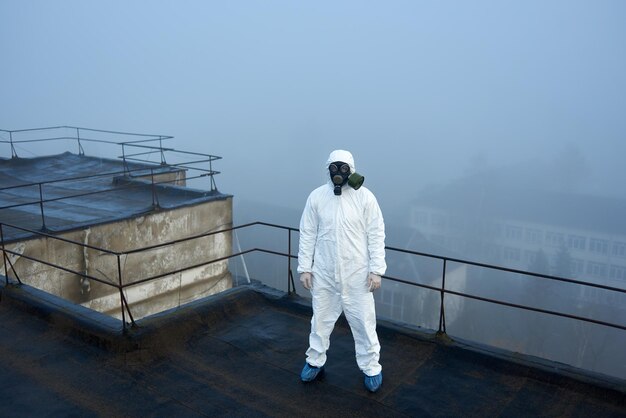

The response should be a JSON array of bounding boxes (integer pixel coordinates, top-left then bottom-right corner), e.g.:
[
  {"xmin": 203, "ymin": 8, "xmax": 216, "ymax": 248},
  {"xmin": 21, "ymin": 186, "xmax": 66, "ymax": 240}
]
[{"xmin": 298, "ymin": 150, "xmax": 386, "ymax": 377}]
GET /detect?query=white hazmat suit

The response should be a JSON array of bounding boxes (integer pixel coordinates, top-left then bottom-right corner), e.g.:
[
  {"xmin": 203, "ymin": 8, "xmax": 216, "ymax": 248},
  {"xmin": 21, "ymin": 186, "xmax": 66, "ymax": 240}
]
[{"xmin": 298, "ymin": 150, "xmax": 386, "ymax": 377}]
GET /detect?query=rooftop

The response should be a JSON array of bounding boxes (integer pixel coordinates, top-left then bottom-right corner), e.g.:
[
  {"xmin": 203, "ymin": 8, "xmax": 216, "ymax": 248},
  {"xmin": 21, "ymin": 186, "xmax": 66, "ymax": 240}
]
[
  {"xmin": 1, "ymin": 126, "xmax": 229, "ymax": 242},
  {"xmin": 0, "ymin": 281, "xmax": 624, "ymax": 417},
  {"xmin": 2, "ymin": 127, "xmax": 624, "ymax": 417},
  {"xmin": 0, "ymin": 152, "xmax": 228, "ymax": 242}
]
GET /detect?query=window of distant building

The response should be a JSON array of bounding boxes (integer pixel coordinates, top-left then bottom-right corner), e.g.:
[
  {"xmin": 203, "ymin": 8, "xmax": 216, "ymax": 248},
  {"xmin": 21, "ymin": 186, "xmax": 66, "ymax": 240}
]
[
  {"xmin": 430, "ymin": 213, "xmax": 446, "ymax": 228},
  {"xmin": 545, "ymin": 231, "xmax": 564, "ymax": 247},
  {"xmin": 587, "ymin": 262, "xmax": 607, "ymax": 278},
  {"xmin": 612, "ymin": 241, "xmax": 626, "ymax": 258},
  {"xmin": 413, "ymin": 210, "xmax": 428, "ymax": 225},
  {"xmin": 589, "ymin": 238, "xmax": 609, "ymax": 255},
  {"xmin": 484, "ymin": 243, "xmax": 500, "ymax": 259},
  {"xmin": 525, "ymin": 228, "xmax": 542, "ymax": 245},
  {"xmin": 570, "ymin": 259, "xmax": 584, "ymax": 277},
  {"xmin": 413, "ymin": 210, "xmax": 429, "ymax": 227},
  {"xmin": 609, "ymin": 265, "xmax": 626, "ymax": 281},
  {"xmin": 449, "ymin": 216, "xmax": 464, "ymax": 229},
  {"xmin": 567, "ymin": 235, "xmax": 586, "ymax": 251},
  {"xmin": 482, "ymin": 222, "xmax": 495, "ymax": 236},
  {"xmin": 504, "ymin": 225, "xmax": 523, "ymax": 241},
  {"xmin": 523, "ymin": 250, "xmax": 536, "ymax": 264},
  {"xmin": 503, "ymin": 246, "xmax": 521, "ymax": 262},
  {"xmin": 431, "ymin": 234, "xmax": 446, "ymax": 246}
]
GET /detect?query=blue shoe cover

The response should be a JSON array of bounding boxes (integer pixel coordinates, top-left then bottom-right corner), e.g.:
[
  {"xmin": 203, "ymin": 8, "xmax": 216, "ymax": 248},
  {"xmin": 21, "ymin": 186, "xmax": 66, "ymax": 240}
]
[
  {"xmin": 364, "ymin": 372, "xmax": 383, "ymax": 392},
  {"xmin": 301, "ymin": 363, "xmax": 324, "ymax": 382}
]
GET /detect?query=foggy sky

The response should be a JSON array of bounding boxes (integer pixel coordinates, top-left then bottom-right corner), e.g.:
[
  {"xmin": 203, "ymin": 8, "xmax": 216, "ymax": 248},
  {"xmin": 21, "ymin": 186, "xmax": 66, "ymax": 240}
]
[{"xmin": 2, "ymin": 1, "xmax": 626, "ymax": 225}]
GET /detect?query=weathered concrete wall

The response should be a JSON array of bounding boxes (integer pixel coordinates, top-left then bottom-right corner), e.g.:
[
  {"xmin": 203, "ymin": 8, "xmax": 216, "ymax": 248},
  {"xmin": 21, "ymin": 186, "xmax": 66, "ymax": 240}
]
[{"xmin": 4, "ymin": 196, "xmax": 233, "ymax": 320}]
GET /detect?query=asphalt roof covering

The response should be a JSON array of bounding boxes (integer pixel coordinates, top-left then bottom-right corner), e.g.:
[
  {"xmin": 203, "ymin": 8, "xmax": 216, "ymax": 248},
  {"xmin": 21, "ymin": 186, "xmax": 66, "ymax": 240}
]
[
  {"xmin": 0, "ymin": 152, "xmax": 229, "ymax": 242},
  {"xmin": 0, "ymin": 283, "xmax": 624, "ymax": 418}
]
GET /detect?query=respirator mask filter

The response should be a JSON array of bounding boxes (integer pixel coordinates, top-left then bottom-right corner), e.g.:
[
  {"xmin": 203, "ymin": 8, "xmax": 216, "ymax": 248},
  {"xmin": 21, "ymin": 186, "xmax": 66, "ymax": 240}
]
[{"xmin": 329, "ymin": 161, "xmax": 365, "ymax": 195}]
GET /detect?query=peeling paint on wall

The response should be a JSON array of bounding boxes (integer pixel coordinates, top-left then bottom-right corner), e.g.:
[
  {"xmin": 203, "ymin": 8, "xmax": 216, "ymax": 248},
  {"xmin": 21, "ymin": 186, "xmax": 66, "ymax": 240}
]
[{"xmin": 2, "ymin": 242, "xmax": 26, "ymax": 276}]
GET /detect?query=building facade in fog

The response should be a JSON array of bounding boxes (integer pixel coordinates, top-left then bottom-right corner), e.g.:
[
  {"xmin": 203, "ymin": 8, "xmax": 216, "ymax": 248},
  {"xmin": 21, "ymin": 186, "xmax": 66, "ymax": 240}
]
[{"xmin": 409, "ymin": 185, "xmax": 626, "ymax": 304}]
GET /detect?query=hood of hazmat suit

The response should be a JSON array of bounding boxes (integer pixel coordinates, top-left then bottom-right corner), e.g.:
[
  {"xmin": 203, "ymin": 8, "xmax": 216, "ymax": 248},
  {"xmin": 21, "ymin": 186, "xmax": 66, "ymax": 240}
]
[
  {"xmin": 326, "ymin": 149, "xmax": 365, "ymax": 195},
  {"xmin": 298, "ymin": 149, "xmax": 386, "ymax": 376}
]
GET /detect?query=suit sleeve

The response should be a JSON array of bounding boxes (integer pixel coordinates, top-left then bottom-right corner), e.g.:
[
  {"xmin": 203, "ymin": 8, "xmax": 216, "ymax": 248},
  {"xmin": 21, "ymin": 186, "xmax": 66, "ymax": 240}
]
[
  {"xmin": 297, "ymin": 193, "xmax": 318, "ymax": 274},
  {"xmin": 365, "ymin": 193, "xmax": 386, "ymax": 276}
]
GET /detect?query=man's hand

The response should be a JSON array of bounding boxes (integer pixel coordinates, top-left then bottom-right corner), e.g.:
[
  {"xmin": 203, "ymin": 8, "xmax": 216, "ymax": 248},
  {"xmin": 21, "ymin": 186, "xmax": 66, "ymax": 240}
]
[
  {"xmin": 368, "ymin": 273, "xmax": 381, "ymax": 292},
  {"xmin": 300, "ymin": 272, "xmax": 313, "ymax": 290}
]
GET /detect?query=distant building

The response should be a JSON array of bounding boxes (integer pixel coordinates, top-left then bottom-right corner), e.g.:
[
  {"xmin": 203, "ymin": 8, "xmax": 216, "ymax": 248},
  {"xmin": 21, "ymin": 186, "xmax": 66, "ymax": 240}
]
[{"xmin": 409, "ymin": 183, "xmax": 626, "ymax": 301}]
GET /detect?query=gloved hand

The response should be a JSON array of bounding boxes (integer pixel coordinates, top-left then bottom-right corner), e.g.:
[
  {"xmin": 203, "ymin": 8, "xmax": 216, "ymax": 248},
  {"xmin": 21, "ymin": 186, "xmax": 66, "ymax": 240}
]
[
  {"xmin": 300, "ymin": 272, "xmax": 313, "ymax": 290},
  {"xmin": 368, "ymin": 273, "xmax": 381, "ymax": 292}
]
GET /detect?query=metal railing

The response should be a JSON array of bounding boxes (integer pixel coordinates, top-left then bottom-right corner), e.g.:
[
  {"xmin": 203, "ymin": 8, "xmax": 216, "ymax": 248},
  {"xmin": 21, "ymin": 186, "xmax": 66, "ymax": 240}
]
[
  {"xmin": 0, "ymin": 126, "xmax": 222, "ymax": 233},
  {"xmin": 1, "ymin": 126, "xmax": 172, "ymax": 161},
  {"xmin": 383, "ymin": 246, "xmax": 626, "ymax": 333},
  {"xmin": 0, "ymin": 221, "xmax": 294, "ymax": 330},
  {"xmin": 1, "ymin": 221, "xmax": 625, "ymax": 335}
]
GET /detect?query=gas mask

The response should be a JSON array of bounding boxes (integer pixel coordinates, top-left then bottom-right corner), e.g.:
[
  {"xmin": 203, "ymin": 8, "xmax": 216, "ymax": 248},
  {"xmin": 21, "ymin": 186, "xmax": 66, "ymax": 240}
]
[{"xmin": 329, "ymin": 161, "xmax": 365, "ymax": 195}]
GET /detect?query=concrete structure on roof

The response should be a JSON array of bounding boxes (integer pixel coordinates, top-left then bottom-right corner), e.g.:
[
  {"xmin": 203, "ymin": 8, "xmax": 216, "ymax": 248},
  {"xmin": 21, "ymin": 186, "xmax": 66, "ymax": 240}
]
[{"xmin": 1, "ymin": 151, "xmax": 233, "ymax": 320}]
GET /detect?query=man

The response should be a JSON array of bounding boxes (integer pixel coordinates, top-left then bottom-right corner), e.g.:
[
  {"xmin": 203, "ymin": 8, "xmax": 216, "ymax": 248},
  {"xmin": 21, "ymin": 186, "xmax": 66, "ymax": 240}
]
[{"xmin": 298, "ymin": 149, "xmax": 386, "ymax": 393}]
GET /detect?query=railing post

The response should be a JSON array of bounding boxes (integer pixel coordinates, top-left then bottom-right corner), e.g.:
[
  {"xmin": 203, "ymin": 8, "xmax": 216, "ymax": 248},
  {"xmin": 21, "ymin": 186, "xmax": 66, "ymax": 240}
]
[
  {"xmin": 209, "ymin": 158, "xmax": 216, "ymax": 191},
  {"xmin": 438, "ymin": 259, "xmax": 447, "ymax": 334},
  {"xmin": 150, "ymin": 168, "xmax": 159, "ymax": 209},
  {"xmin": 76, "ymin": 127, "xmax": 84, "ymax": 155},
  {"xmin": 1, "ymin": 224, "xmax": 7, "ymax": 284},
  {"xmin": 38, "ymin": 183, "xmax": 47, "ymax": 231},
  {"xmin": 159, "ymin": 136, "xmax": 166, "ymax": 165},
  {"xmin": 9, "ymin": 131, "xmax": 18, "ymax": 159},
  {"xmin": 117, "ymin": 254, "xmax": 127, "ymax": 333},
  {"xmin": 0, "ymin": 224, "xmax": 21, "ymax": 285},
  {"xmin": 287, "ymin": 229, "xmax": 294, "ymax": 294},
  {"xmin": 122, "ymin": 143, "xmax": 128, "ymax": 175}
]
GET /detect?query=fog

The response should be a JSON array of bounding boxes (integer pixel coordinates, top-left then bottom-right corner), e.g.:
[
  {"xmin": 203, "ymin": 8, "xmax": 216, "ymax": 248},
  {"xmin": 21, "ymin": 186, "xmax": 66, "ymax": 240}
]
[{"xmin": 2, "ymin": 2, "xmax": 625, "ymax": 379}]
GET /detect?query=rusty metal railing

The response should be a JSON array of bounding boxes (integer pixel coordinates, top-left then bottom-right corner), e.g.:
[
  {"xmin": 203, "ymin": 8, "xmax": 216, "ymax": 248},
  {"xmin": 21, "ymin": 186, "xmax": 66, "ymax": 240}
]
[
  {"xmin": 0, "ymin": 126, "xmax": 222, "ymax": 234},
  {"xmin": 1, "ymin": 221, "xmax": 625, "ymax": 335}
]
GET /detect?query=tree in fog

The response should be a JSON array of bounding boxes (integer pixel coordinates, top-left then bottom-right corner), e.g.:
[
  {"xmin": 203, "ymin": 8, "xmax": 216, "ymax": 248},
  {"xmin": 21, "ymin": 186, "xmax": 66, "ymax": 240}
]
[
  {"xmin": 550, "ymin": 244, "xmax": 574, "ymax": 314},
  {"xmin": 530, "ymin": 248, "xmax": 560, "ymax": 309},
  {"xmin": 524, "ymin": 249, "xmax": 556, "ymax": 355},
  {"xmin": 529, "ymin": 249, "xmax": 550, "ymax": 276}
]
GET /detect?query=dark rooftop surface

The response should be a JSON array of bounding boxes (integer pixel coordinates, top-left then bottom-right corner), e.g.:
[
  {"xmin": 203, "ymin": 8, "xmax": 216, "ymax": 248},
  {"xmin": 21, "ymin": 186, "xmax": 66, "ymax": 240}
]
[
  {"xmin": 0, "ymin": 152, "xmax": 228, "ymax": 241},
  {"xmin": 0, "ymin": 282, "xmax": 624, "ymax": 418}
]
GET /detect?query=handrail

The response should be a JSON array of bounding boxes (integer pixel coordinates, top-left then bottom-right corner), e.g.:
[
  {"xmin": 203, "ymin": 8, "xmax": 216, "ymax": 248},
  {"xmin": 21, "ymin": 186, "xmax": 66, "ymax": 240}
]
[
  {"xmin": 0, "ymin": 125, "xmax": 173, "ymax": 139},
  {"xmin": 1, "ymin": 220, "xmax": 625, "ymax": 336},
  {"xmin": 0, "ymin": 126, "xmax": 223, "ymax": 230},
  {"xmin": 0, "ymin": 170, "xmax": 218, "ymax": 212},
  {"xmin": 0, "ymin": 125, "xmax": 219, "ymax": 164},
  {"xmin": 385, "ymin": 245, "xmax": 626, "ymax": 294},
  {"xmin": 0, "ymin": 170, "xmax": 219, "ymax": 234},
  {"xmin": 0, "ymin": 163, "xmax": 177, "ymax": 192}
]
